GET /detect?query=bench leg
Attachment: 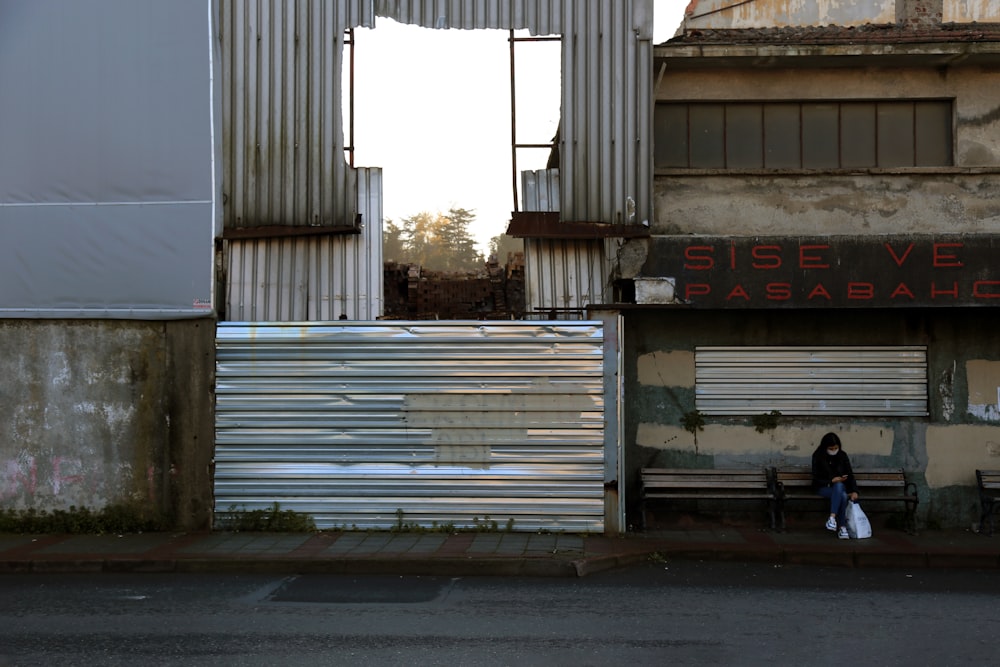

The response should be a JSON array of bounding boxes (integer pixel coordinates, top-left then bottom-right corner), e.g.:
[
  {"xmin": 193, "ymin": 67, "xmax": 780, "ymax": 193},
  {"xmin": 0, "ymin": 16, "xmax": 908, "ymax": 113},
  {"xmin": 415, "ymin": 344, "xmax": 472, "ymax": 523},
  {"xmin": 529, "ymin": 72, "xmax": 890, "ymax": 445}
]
[{"xmin": 981, "ymin": 500, "xmax": 995, "ymax": 536}]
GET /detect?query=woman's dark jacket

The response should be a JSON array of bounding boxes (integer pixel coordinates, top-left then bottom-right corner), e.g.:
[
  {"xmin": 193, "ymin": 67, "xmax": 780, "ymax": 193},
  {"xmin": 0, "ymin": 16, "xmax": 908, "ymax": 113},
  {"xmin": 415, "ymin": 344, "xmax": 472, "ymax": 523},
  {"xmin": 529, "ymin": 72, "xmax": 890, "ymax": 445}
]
[{"xmin": 811, "ymin": 448, "xmax": 858, "ymax": 494}]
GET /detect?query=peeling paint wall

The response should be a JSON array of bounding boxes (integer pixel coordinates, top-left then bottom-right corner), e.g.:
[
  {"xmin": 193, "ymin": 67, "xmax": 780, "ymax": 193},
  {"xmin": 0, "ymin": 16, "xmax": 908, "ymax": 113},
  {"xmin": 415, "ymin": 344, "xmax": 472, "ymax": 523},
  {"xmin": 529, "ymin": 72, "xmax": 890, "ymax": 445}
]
[
  {"xmin": 925, "ymin": 424, "xmax": 1000, "ymax": 487},
  {"xmin": 966, "ymin": 360, "xmax": 1000, "ymax": 421},
  {"xmin": 0, "ymin": 320, "xmax": 214, "ymax": 530},
  {"xmin": 684, "ymin": 0, "xmax": 897, "ymax": 29},
  {"xmin": 944, "ymin": 0, "xmax": 1000, "ymax": 22}
]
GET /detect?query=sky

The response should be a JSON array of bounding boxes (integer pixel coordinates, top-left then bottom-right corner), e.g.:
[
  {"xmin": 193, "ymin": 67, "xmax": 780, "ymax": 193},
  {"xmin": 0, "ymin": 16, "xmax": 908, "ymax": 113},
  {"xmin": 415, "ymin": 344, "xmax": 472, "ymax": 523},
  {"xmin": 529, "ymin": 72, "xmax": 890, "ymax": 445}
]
[{"xmin": 350, "ymin": 0, "xmax": 688, "ymax": 255}]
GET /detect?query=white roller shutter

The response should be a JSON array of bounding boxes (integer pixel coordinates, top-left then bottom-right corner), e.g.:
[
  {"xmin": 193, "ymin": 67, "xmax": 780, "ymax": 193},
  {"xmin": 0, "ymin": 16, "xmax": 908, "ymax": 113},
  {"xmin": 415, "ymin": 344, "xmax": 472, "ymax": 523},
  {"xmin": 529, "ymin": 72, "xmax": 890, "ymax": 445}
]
[{"xmin": 696, "ymin": 346, "xmax": 928, "ymax": 417}]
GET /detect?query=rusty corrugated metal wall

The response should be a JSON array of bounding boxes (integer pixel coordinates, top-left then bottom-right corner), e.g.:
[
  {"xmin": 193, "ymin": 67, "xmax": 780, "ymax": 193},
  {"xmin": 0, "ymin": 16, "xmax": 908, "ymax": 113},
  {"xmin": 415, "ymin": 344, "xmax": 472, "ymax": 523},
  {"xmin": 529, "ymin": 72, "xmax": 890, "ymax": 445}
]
[
  {"xmin": 215, "ymin": 320, "xmax": 615, "ymax": 532},
  {"xmin": 224, "ymin": 168, "xmax": 383, "ymax": 321},
  {"xmin": 215, "ymin": 0, "xmax": 372, "ymax": 231},
  {"xmin": 375, "ymin": 0, "xmax": 653, "ymax": 227},
  {"xmin": 523, "ymin": 239, "xmax": 608, "ymax": 315},
  {"xmin": 216, "ymin": 0, "xmax": 653, "ymax": 242}
]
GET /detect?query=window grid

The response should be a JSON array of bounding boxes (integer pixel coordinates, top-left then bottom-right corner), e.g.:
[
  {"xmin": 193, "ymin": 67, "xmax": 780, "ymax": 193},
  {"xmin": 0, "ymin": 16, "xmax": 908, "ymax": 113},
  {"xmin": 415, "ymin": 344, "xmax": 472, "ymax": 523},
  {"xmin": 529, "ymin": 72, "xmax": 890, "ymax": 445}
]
[{"xmin": 656, "ymin": 100, "xmax": 953, "ymax": 170}]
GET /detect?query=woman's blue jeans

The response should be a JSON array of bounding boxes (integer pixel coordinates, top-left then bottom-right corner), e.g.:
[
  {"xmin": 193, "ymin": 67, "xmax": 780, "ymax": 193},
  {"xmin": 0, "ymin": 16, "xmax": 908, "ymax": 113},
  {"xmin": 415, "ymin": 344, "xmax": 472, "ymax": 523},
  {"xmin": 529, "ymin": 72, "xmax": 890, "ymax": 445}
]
[{"xmin": 817, "ymin": 482, "xmax": 848, "ymax": 528}]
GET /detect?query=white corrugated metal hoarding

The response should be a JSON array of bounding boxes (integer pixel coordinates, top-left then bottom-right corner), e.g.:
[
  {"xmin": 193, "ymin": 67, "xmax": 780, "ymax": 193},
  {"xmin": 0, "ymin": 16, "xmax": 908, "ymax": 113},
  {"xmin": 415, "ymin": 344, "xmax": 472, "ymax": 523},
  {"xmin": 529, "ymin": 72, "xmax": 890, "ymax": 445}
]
[{"xmin": 215, "ymin": 320, "xmax": 618, "ymax": 532}]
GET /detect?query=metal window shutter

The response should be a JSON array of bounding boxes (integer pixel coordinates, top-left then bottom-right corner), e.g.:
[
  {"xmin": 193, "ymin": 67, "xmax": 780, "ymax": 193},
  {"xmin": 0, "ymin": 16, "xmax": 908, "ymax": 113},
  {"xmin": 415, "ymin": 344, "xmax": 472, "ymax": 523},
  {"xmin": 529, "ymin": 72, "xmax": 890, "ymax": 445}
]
[{"xmin": 695, "ymin": 346, "xmax": 928, "ymax": 417}]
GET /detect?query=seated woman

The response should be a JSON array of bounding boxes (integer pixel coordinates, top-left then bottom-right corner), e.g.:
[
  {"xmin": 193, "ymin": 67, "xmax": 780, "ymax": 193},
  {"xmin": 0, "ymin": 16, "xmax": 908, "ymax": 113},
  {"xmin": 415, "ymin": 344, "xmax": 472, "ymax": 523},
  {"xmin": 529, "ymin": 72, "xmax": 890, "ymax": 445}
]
[{"xmin": 811, "ymin": 432, "xmax": 858, "ymax": 539}]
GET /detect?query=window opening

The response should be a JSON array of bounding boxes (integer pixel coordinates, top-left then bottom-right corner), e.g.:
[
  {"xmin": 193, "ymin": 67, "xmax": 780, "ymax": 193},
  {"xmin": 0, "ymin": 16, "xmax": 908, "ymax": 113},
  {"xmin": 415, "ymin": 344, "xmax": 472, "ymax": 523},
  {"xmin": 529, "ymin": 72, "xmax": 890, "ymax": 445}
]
[
  {"xmin": 348, "ymin": 21, "xmax": 559, "ymax": 254},
  {"xmin": 509, "ymin": 30, "xmax": 561, "ymax": 214}
]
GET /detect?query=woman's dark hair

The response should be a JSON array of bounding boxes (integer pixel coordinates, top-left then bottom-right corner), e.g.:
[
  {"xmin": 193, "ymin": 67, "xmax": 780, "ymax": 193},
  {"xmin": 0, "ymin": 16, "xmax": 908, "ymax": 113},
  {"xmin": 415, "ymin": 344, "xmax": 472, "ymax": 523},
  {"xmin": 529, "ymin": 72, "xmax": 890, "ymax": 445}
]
[{"xmin": 820, "ymin": 432, "xmax": 841, "ymax": 449}]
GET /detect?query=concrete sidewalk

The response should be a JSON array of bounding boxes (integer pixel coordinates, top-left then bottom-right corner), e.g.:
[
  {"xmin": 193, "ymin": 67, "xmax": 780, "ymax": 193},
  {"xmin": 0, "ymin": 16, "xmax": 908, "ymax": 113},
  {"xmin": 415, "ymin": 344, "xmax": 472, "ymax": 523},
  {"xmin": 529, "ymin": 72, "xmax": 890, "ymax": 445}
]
[{"xmin": 2, "ymin": 526, "xmax": 999, "ymax": 577}]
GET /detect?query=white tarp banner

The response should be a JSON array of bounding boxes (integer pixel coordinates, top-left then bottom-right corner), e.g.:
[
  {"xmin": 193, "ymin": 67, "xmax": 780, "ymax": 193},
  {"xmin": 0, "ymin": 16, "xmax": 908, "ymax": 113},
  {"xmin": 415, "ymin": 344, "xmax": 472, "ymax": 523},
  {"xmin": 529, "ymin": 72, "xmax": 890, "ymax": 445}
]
[{"xmin": 0, "ymin": 0, "xmax": 218, "ymax": 318}]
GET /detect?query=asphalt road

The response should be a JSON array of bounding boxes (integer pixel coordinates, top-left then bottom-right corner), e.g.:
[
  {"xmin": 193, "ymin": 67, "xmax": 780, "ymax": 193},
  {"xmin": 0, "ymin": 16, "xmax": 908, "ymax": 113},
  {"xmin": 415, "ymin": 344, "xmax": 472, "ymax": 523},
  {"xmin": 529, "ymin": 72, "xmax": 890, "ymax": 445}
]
[{"xmin": 2, "ymin": 561, "xmax": 998, "ymax": 666}]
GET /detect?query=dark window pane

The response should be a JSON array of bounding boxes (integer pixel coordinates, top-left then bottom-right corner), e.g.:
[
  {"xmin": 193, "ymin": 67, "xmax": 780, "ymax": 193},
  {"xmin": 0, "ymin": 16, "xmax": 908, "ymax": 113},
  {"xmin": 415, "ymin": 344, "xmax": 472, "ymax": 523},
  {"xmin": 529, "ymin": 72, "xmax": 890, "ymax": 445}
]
[
  {"xmin": 877, "ymin": 102, "xmax": 915, "ymax": 167},
  {"xmin": 690, "ymin": 104, "xmax": 725, "ymax": 168},
  {"xmin": 802, "ymin": 103, "xmax": 840, "ymax": 168},
  {"xmin": 654, "ymin": 104, "xmax": 690, "ymax": 168},
  {"xmin": 915, "ymin": 101, "xmax": 953, "ymax": 166},
  {"xmin": 764, "ymin": 104, "xmax": 800, "ymax": 168},
  {"xmin": 726, "ymin": 104, "xmax": 763, "ymax": 168},
  {"xmin": 841, "ymin": 103, "xmax": 876, "ymax": 167}
]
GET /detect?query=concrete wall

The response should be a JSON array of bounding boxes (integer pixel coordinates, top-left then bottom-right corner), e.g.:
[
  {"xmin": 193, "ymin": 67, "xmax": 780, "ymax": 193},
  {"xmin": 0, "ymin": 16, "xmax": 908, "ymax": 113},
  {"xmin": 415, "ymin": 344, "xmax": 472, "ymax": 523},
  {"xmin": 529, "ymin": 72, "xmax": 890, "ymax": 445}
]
[
  {"xmin": 0, "ymin": 320, "xmax": 215, "ymax": 530},
  {"xmin": 622, "ymin": 308, "xmax": 1000, "ymax": 528}
]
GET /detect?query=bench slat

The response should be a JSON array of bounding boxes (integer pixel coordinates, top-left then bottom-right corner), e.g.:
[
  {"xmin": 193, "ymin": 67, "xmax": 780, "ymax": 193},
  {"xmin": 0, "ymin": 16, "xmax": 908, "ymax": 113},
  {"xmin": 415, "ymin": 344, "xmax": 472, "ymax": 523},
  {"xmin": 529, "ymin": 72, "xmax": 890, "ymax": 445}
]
[{"xmin": 640, "ymin": 467, "xmax": 776, "ymax": 530}]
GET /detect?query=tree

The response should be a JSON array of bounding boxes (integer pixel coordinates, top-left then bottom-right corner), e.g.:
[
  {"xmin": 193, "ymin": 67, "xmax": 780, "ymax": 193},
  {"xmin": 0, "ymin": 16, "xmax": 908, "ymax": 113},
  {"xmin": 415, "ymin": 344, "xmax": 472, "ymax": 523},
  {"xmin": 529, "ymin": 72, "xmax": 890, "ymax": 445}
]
[
  {"xmin": 439, "ymin": 207, "xmax": 481, "ymax": 272},
  {"xmin": 400, "ymin": 211, "xmax": 437, "ymax": 267},
  {"xmin": 388, "ymin": 207, "xmax": 484, "ymax": 272},
  {"xmin": 383, "ymin": 218, "xmax": 406, "ymax": 263}
]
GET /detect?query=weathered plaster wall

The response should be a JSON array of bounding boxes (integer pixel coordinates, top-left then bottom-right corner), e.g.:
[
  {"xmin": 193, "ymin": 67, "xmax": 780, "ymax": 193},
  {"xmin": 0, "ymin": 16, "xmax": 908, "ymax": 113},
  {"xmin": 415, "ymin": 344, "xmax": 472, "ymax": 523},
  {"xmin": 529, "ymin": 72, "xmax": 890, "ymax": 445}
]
[
  {"xmin": 624, "ymin": 308, "xmax": 1000, "ymax": 527},
  {"xmin": 684, "ymin": 0, "xmax": 897, "ymax": 28},
  {"xmin": 636, "ymin": 422, "xmax": 894, "ymax": 459},
  {"xmin": 680, "ymin": 0, "xmax": 988, "ymax": 29},
  {"xmin": 944, "ymin": 0, "xmax": 1000, "ymax": 23},
  {"xmin": 652, "ymin": 174, "xmax": 1000, "ymax": 237},
  {"xmin": 0, "ymin": 319, "xmax": 214, "ymax": 530},
  {"xmin": 966, "ymin": 360, "xmax": 1000, "ymax": 420}
]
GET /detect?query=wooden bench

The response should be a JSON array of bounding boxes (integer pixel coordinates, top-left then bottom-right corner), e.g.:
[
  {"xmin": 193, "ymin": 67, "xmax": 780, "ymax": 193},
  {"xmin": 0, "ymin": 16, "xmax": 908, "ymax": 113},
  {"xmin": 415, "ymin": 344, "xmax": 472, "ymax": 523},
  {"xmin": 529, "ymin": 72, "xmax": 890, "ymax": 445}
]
[
  {"xmin": 639, "ymin": 468, "xmax": 777, "ymax": 530},
  {"xmin": 976, "ymin": 470, "xmax": 1000, "ymax": 536},
  {"xmin": 772, "ymin": 466, "xmax": 919, "ymax": 534}
]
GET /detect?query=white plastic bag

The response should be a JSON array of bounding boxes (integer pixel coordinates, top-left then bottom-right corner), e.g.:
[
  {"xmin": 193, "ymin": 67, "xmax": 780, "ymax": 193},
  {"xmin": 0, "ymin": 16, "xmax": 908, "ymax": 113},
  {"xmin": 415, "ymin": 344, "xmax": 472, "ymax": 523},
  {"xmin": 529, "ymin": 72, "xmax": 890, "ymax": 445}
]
[{"xmin": 846, "ymin": 500, "xmax": 872, "ymax": 539}]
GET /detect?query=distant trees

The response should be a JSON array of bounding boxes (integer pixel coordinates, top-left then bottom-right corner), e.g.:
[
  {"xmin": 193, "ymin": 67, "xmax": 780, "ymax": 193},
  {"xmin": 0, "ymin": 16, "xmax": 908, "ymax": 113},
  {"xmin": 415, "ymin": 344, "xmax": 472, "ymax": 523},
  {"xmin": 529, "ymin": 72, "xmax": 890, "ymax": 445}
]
[
  {"xmin": 383, "ymin": 206, "xmax": 484, "ymax": 272},
  {"xmin": 489, "ymin": 233, "xmax": 524, "ymax": 263}
]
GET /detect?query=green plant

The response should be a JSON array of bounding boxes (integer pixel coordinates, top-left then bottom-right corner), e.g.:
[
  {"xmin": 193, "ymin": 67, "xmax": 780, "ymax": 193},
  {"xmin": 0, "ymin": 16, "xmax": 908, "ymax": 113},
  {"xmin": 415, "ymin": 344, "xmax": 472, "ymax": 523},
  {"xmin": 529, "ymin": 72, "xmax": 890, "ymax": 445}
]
[
  {"xmin": 752, "ymin": 410, "xmax": 782, "ymax": 433},
  {"xmin": 216, "ymin": 503, "xmax": 316, "ymax": 532},
  {"xmin": 384, "ymin": 511, "xmax": 512, "ymax": 534},
  {"xmin": 0, "ymin": 503, "xmax": 169, "ymax": 535},
  {"xmin": 681, "ymin": 410, "xmax": 705, "ymax": 435}
]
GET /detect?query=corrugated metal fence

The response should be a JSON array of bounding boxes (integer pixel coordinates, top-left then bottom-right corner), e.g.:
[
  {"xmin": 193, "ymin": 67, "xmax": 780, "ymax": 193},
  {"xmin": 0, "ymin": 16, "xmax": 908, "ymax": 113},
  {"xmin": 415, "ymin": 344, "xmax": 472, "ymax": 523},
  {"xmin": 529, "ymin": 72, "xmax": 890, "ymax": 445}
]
[{"xmin": 216, "ymin": 321, "xmax": 612, "ymax": 532}]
